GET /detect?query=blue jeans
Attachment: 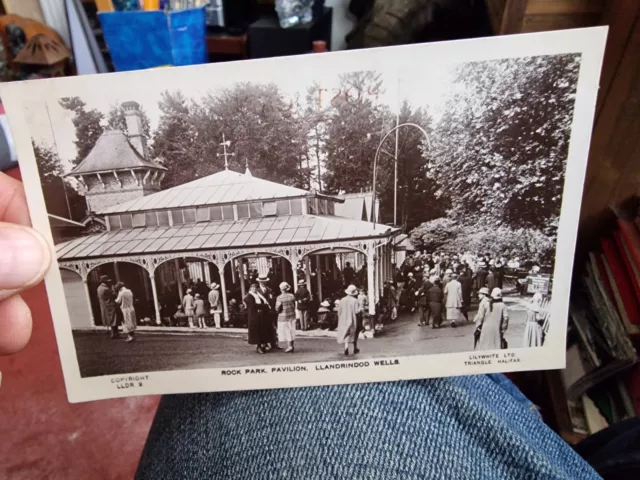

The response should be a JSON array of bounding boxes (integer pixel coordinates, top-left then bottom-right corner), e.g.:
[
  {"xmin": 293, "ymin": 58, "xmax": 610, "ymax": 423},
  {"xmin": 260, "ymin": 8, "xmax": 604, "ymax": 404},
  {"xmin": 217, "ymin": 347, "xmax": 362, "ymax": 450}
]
[{"xmin": 136, "ymin": 375, "xmax": 599, "ymax": 479}]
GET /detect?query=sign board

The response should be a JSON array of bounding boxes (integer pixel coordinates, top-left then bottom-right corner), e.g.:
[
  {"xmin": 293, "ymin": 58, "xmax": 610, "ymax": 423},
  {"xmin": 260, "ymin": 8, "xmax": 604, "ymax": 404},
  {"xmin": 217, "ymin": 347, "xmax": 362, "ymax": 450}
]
[{"xmin": 527, "ymin": 274, "xmax": 551, "ymax": 294}]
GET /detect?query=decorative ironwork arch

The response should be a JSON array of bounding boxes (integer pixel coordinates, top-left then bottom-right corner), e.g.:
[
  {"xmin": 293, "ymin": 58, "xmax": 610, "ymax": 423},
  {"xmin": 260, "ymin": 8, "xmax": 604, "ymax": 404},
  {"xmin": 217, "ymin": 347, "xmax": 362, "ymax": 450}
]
[
  {"xmin": 84, "ymin": 258, "xmax": 153, "ymax": 277},
  {"xmin": 222, "ymin": 248, "xmax": 294, "ymax": 268},
  {"xmin": 150, "ymin": 253, "xmax": 221, "ymax": 275},
  {"xmin": 298, "ymin": 241, "xmax": 369, "ymax": 259},
  {"xmin": 59, "ymin": 262, "xmax": 84, "ymax": 278}
]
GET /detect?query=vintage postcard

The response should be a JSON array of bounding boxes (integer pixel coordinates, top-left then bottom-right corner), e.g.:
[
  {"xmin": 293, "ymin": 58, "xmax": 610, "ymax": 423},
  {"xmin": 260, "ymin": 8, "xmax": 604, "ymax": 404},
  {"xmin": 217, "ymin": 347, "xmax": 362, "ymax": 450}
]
[{"xmin": 1, "ymin": 27, "xmax": 606, "ymax": 402}]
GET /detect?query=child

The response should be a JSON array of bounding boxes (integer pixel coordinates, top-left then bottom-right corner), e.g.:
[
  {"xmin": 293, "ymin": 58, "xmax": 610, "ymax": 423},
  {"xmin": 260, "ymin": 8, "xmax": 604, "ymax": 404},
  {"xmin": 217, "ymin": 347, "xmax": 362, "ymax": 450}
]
[
  {"xmin": 173, "ymin": 306, "xmax": 187, "ymax": 327},
  {"xmin": 317, "ymin": 300, "xmax": 332, "ymax": 330},
  {"xmin": 194, "ymin": 293, "xmax": 206, "ymax": 329}
]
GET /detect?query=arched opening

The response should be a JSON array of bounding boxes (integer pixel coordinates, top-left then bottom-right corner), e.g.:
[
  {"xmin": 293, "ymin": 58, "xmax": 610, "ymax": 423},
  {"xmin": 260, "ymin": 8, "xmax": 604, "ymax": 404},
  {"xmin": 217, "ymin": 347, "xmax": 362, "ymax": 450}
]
[
  {"xmin": 154, "ymin": 256, "xmax": 221, "ymax": 324},
  {"xmin": 224, "ymin": 252, "xmax": 294, "ymax": 302},
  {"xmin": 60, "ymin": 268, "xmax": 93, "ymax": 329},
  {"xmin": 299, "ymin": 247, "xmax": 368, "ymax": 305},
  {"xmin": 86, "ymin": 261, "xmax": 154, "ymax": 326}
]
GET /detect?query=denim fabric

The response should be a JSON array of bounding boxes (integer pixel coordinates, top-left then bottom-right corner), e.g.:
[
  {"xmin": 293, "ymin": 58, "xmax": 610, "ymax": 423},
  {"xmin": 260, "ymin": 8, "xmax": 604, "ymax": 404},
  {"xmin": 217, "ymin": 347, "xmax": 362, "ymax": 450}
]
[{"xmin": 136, "ymin": 375, "xmax": 600, "ymax": 479}]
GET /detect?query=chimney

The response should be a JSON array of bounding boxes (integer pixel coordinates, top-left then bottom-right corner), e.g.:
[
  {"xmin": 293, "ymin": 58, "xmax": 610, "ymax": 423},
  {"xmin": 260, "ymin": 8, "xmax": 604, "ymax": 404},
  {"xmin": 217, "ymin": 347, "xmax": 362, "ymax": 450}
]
[{"xmin": 121, "ymin": 101, "xmax": 148, "ymax": 159}]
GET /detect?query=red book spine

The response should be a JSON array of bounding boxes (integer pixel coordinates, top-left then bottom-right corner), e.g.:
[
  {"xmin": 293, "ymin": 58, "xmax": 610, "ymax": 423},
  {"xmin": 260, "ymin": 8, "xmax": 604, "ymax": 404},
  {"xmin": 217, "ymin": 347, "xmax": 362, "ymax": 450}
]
[
  {"xmin": 617, "ymin": 218, "xmax": 640, "ymax": 270},
  {"xmin": 613, "ymin": 230, "xmax": 640, "ymax": 301},
  {"xmin": 601, "ymin": 237, "xmax": 640, "ymax": 325}
]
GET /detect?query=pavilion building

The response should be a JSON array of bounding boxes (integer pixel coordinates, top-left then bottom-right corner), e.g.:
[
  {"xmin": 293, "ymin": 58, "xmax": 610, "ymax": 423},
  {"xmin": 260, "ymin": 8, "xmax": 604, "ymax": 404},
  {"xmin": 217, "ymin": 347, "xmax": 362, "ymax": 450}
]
[{"xmin": 55, "ymin": 106, "xmax": 398, "ymax": 329}]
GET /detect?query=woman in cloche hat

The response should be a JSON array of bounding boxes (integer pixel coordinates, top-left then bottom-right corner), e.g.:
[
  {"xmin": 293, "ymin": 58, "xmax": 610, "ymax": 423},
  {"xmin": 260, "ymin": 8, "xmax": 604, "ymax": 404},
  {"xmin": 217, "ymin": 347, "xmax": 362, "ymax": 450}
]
[
  {"xmin": 474, "ymin": 287, "xmax": 509, "ymax": 351},
  {"xmin": 275, "ymin": 282, "xmax": 296, "ymax": 353},
  {"xmin": 337, "ymin": 285, "xmax": 360, "ymax": 356}
]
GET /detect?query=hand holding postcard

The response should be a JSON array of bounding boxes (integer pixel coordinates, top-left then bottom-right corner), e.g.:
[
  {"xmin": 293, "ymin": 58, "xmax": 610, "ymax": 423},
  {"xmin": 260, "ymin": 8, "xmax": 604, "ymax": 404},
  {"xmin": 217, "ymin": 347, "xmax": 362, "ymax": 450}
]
[{"xmin": 0, "ymin": 27, "xmax": 606, "ymax": 402}]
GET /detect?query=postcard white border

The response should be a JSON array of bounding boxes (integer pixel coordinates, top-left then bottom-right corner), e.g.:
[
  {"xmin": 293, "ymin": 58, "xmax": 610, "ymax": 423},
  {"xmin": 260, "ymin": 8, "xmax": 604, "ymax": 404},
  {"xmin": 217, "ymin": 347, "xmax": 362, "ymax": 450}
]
[{"xmin": 0, "ymin": 27, "xmax": 607, "ymax": 402}]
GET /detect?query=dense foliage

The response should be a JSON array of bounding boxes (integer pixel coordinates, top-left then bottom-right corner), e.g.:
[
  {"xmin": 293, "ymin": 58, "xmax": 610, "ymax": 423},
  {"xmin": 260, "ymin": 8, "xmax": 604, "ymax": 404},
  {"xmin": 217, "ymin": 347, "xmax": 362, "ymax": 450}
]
[{"xmin": 41, "ymin": 54, "xmax": 579, "ymax": 263}]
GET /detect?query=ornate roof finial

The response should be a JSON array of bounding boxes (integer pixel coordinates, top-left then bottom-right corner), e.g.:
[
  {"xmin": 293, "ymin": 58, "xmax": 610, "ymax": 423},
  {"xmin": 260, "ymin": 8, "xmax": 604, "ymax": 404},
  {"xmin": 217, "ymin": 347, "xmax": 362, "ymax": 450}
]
[
  {"xmin": 217, "ymin": 133, "xmax": 235, "ymax": 170},
  {"xmin": 245, "ymin": 158, "xmax": 252, "ymax": 177}
]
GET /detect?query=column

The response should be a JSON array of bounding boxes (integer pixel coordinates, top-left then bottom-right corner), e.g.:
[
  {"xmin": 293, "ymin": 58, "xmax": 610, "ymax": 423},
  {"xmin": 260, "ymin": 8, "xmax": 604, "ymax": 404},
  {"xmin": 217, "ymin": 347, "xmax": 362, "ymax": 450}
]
[
  {"xmin": 291, "ymin": 255, "xmax": 299, "ymax": 322},
  {"xmin": 305, "ymin": 257, "xmax": 312, "ymax": 299},
  {"xmin": 384, "ymin": 246, "xmax": 389, "ymax": 283},
  {"xmin": 82, "ymin": 278, "xmax": 95, "ymax": 326},
  {"xmin": 142, "ymin": 268, "xmax": 152, "ymax": 304},
  {"xmin": 231, "ymin": 258, "xmax": 237, "ymax": 284},
  {"xmin": 375, "ymin": 251, "xmax": 381, "ymax": 303},
  {"xmin": 367, "ymin": 253, "xmax": 376, "ymax": 316},
  {"xmin": 239, "ymin": 259, "xmax": 246, "ymax": 299},
  {"xmin": 324, "ymin": 255, "xmax": 331, "ymax": 273},
  {"xmin": 332, "ymin": 256, "xmax": 338, "ymax": 280},
  {"xmin": 219, "ymin": 264, "xmax": 229, "ymax": 322},
  {"xmin": 281, "ymin": 258, "xmax": 288, "ymax": 283},
  {"xmin": 174, "ymin": 259, "xmax": 183, "ymax": 301},
  {"xmin": 114, "ymin": 262, "xmax": 121, "ymax": 283},
  {"xmin": 292, "ymin": 258, "xmax": 299, "ymax": 294},
  {"xmin": 149, "ymin": 271, "xmax": 161, "ymax": 325},
  {"xmin": 316, "ymin": 254, "xmax": 323, "ymax": 301}
]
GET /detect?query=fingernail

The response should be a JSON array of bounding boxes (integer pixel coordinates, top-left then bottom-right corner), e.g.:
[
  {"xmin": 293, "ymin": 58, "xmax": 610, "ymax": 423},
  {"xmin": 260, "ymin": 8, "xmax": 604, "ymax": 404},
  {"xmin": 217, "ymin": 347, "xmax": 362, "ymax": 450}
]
[{"xmin": 0, "ymin": 226, "xmax": 50, "ymax": 289}]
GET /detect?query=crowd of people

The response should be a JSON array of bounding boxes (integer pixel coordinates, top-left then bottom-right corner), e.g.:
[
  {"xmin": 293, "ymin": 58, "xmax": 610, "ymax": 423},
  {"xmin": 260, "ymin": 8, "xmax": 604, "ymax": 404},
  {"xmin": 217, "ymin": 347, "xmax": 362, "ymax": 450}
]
[
  {"xmin": 384, "ymin": 251, "xmax": 548, "ymax": 349},
  {"xmin": 95, "ymin": 251, "xmax": 548, "ymax": 352},
  {"xmin": 240, "ymin": 276, "xmax": 369, "ymax": 356}
]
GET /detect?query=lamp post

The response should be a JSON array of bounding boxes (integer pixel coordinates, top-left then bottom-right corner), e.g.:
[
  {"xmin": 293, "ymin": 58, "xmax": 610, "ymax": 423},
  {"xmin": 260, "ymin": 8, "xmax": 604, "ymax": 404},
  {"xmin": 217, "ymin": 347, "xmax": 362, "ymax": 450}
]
[{"xmin": 372, "ymin": 122, "xmax": 431, "ymax": 229}]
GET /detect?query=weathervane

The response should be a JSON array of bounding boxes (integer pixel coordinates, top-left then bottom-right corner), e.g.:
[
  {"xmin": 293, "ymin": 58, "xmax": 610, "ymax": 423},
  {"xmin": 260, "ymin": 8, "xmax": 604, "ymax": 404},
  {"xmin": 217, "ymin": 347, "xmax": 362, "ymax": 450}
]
[{"xmin": 217, "ymin": 134, "xmax": 235, "ymax": 170}]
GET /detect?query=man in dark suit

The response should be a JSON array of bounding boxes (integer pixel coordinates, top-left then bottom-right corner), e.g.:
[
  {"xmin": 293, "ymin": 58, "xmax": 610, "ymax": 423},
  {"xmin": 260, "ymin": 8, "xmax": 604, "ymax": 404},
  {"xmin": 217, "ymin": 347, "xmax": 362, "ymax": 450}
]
[
  {"xmin": 416, "ymin": 276, "xmax": 432, "ymax": 326},
  {"xmin": 294, "ymin": 279, "xmax": 311, "ymax": 330},
  {"xmin": 258, "ymin": 275, "xmax": 280, "ymax": 349},
  {"xmin": 458, "ymin": 268, "xmax": 473, "ymax": 321}
]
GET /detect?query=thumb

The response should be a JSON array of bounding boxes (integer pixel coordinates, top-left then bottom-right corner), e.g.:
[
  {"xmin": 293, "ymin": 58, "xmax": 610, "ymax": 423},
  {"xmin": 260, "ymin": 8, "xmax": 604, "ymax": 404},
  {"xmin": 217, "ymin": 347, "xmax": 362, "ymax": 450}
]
[{"xmin": 0, "ymin": 223, "xmax": 52, "ymax": 301}]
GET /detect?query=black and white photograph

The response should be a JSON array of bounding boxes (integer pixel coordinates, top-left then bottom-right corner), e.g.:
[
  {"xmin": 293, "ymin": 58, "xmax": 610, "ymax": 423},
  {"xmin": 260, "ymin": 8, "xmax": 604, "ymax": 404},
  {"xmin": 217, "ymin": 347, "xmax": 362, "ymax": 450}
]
[{"xmin": 0, "ymin": 27, "xmax": 606, "ymax": 402}]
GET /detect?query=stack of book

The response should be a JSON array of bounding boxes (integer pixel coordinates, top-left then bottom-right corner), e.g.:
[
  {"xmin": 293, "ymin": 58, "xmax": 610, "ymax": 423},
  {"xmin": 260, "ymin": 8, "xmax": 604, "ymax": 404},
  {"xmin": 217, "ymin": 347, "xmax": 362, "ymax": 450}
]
[{"xmin": 562, "ymin": 203, "xmax": 640, "ymax": 436}]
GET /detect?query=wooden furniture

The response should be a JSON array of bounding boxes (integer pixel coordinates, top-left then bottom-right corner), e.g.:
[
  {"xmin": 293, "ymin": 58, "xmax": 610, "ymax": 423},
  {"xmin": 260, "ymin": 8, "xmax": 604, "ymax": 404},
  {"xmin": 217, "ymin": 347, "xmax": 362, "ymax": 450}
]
[
  {"xmin": 486, "ymin": 0, "xmax": 606, "ymax": 35},
  {"xmin": 206, "ymin": 33, "xmax": 247, "ymax": 59}
]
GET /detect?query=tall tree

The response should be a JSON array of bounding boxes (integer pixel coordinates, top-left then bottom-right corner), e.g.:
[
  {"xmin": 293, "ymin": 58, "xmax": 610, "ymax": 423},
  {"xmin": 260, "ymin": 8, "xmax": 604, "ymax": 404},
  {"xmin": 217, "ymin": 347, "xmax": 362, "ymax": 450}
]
[
  {"xmin": 429, "ymin": 54, "xmax": 580, "ymax": 229},
  {"xmin": 33, "ymin": 142, "xmax": 86, "ymax": 220},
  {"xmin": 376, "ymin": 102, "xmax": 446, "ymax": 229},
  {"xmin": 189, "ymin": 82, "xmax": 310, "ymax": 188},
  {"xmin": 322, "ymin": 71, "xmax": 393, "ymax": 197},
  {"xmin": 304, "ymin": 81, "xmax": 328, "ymax": 190},
  {"xmin": 59, "ymin": 97, "xmax": 104, "ymax": 165},
  {"xmin": 150, "ymin": 91, "xmax": 196, "ymax": 188}
]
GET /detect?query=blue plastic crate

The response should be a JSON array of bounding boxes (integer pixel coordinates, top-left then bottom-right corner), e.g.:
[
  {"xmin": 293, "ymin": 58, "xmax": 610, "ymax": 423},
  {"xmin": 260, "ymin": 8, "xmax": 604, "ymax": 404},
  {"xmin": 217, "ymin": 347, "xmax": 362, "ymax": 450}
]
[{"xmin": 98, "ymin": 7, "xmax": 207, "ymax": 72}]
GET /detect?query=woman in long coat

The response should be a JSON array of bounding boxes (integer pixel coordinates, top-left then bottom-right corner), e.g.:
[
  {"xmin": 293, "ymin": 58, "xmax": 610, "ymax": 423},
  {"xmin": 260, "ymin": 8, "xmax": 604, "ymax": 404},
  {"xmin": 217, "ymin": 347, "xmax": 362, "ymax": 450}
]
[
  {"xmin": 97, "ymin": 275, "xmax": 118, "ymax": 338},
  {"xmin": 443, "ymin": 273, "xmax": 464, "ymax": 327},
  {"xmin": 475, "ymin": 288, "xmax": 509, "ymax": 351},
  {"xmin": 427, "ymin": 279, "xmax": 444, "ymax": 328},
  {"xmin": 523, "ymin": 293, "xmax": 544, "ymax": 347},
  {"xmin": 115, "ymin": 282, "xmax": 136, "ymax": 342},
  {"xmin": 337, "ymin": 285, "xmax": 360, "ymax": 356},
  {"xmin": 244, "ymin": 283, "xmax": 271, "ymax": 354}
]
